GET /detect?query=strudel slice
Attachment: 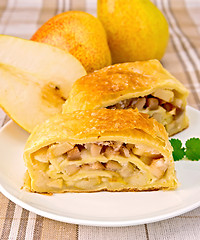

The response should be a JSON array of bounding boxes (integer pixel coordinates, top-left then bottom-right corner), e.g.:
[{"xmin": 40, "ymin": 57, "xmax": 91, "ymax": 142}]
[
  {"xmin": 23, "ymin": 109, "xmax": 178, "ymax": 193},
  {"xmin": 62, "ymin": 59, "xmax": 189, "ymax": 136}
]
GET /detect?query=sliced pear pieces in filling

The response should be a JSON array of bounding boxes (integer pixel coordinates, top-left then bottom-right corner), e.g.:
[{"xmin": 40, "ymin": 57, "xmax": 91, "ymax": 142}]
[
  {"xmin": 106, "ymin": 89, "xmax": 185, "ymax": 136},
  {"xmin": 32, "ymin": 141, "xmax": 170, "ymax": 190},
  {"xmin": 152, "ymin": 89, "xmax": 174, "ymax": 102},
  {"xmin": 48, "ymin": 142, "xmax": 74, "ymax": 157}
]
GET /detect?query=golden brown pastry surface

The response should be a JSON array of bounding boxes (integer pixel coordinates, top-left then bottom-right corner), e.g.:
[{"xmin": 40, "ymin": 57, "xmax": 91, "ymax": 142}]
[
  {"xmin": 24, "ymin": 109, "xmax": 178, "ymax": 193},
  {"xmin": 62, "ymin": 60, "xmax": 189, "ymax": 136}
]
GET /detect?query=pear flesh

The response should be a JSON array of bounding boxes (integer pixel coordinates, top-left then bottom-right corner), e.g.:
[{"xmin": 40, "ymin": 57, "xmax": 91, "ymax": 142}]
[
  {"xmin": 0, "ymin": 35, "xmax": 86, "ymax": 99},
  {"xmin": 0, "ymin": 35, "xmax": 86, "ymax": 132}
]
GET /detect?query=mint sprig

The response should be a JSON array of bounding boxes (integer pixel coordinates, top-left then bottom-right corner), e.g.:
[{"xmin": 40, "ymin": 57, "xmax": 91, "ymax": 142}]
[{"xmin": 169, "ymin": 138, "xmax": 200, "ymax": 161}]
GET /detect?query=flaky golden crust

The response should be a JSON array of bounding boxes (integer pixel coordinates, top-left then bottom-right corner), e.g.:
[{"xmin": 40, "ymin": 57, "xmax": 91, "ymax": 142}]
[
  {"xmin": 24, "ymin": 109, "xmax": 169, "ymax": 153},
  {"xmin": 62, "ymin": 59, "xmax": 189, "ymax": 113}
]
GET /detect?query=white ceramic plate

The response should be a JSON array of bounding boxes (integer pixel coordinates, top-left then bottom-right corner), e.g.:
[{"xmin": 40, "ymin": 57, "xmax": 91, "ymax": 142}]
[{"xmin": 0, "ymin": 106, "xmax": 200, "ymax": 227}]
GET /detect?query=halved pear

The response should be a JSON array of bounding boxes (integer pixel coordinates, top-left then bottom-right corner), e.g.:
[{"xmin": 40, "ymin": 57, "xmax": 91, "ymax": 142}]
[
  {"xmin": 0, "ymin": 63, "xmax": 71, "ymax": 132},
  {"xmin": 0, "ymin": 35, "xmax": 86, "ymax": 132},
  {"xmin": 0, "ymin": 35, "xmax": 86, "ymax": 99}
]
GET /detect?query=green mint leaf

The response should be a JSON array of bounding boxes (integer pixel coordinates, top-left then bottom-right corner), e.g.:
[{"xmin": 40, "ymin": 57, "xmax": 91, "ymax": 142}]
[
  {"xmin": 170, "ymin": 138, "xmax": 182, "ymax": 149},
  {"xmin": 185, "ymin": 138, "xmax": 200, "ymax": 160},
  {"xmin": 169, "ymin": 138, "xmax": 185, "ymax": 161},
  {"xmin": 172, "ymin": 148, "xmax": 185, "ymax": 161}
]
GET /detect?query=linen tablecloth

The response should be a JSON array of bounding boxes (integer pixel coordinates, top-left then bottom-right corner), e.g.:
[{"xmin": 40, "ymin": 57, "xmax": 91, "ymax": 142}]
[{"xmin": 0, "ymin": 0, "xmax": 200, "ymax": 239}]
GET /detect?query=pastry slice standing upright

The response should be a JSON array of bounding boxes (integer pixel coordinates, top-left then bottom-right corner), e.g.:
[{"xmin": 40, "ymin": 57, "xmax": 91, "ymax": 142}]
[{"xmin": 63, "ymin": 60, "xmax": 189, "ymax": 136}]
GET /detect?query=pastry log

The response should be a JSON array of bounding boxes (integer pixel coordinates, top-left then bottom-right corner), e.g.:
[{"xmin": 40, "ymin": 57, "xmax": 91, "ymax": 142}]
[
  {"xmin": 63, "ymin": 60, "xmax": 189, "ymax": 136},
  {"xmin": 23, "ymin": 109, "xmax": 178, "ymax": 193}
]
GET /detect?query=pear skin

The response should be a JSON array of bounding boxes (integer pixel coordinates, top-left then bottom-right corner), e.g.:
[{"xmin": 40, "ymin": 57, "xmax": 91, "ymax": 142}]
[
  {"xmin": 97, "ymin": 0, "xmax": 169, "ymax": 63},
  {"xmin": 31, "ymin": 11, "xmax": 112, "ymax": 73}
]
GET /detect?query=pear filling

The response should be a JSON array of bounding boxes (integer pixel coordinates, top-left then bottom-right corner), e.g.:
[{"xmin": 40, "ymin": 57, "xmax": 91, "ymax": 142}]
[
  {"xmin": 32, "ymin": 141, "xmax": 169, "ymax": 190},
  {"xmin": 106, "ymin": 89, "xmax": 184, "ymax": 135}
]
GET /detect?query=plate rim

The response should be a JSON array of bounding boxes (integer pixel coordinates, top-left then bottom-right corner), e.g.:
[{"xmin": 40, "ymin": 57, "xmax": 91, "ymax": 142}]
[
  {"xmin": 0, "ymin": 106, "xmax": 200, "ymax": 227},
  {"xmin": 1, "ymin": 182, "xmax": 200, "ymax": 227}
]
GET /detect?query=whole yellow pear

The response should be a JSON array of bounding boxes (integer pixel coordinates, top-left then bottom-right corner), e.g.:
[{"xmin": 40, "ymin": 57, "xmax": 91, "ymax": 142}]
[
  {"xmin": 97, "ymin": 0, "xmax": 169, "ymax": 63},
  {"xmin": 31, "ymin": 11, "xmax": 111, "ymax": 73}
]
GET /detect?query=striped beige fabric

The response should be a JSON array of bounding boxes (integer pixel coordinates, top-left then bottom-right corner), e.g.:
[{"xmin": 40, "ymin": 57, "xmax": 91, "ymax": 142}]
[{"xmin": 0, "ymin": 0, "xmax": 199, "ymax": 239}]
